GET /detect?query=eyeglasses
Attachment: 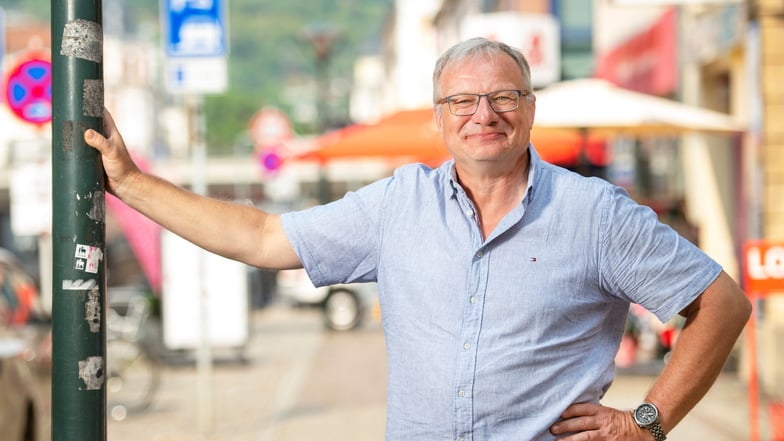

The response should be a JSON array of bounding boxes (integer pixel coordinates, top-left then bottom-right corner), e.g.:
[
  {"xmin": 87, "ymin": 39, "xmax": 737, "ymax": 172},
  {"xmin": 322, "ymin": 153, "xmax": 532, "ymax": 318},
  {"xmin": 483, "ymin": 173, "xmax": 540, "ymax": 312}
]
[{"xmin": 438, "ymin": 89, "xmax": 530, "ymax": 116}]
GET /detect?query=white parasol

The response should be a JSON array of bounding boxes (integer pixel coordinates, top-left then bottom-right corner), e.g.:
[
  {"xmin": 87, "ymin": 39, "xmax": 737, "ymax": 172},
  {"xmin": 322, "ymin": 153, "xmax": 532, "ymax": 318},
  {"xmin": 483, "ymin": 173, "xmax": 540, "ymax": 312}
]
[{"xmin": 532, "ymin": 78, "xmax": 744, "ymax": 136}]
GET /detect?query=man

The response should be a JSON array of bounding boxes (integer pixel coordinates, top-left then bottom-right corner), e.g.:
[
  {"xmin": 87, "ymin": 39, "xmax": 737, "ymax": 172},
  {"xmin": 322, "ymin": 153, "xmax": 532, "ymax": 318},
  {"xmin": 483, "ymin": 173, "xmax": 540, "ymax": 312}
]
[{"xmin": 86, "ymin": 38, "xmax": 750, "ymax": 440}]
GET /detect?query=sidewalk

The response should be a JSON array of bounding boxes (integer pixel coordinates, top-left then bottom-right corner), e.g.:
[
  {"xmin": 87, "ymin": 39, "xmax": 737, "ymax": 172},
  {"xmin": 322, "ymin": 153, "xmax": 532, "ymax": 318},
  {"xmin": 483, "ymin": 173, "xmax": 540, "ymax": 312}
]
[
  {"xmin": 107, "ymin": 305, "xmax": 770, "ymax": 440},
  {"xmin": 108, "ymin": 305, "xmax": 388, "ymax": 441}
]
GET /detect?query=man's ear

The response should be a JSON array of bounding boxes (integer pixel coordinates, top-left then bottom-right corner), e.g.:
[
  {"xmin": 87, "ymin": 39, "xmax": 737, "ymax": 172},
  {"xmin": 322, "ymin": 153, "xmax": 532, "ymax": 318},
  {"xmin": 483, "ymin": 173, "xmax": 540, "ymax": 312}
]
[
  {"xmin": 434, "ymin": 106, "xmax": 444, "ymax": 135},
  {"xmin": 527, "ymin": 95, "xmax": 536, "ymax": 129}
]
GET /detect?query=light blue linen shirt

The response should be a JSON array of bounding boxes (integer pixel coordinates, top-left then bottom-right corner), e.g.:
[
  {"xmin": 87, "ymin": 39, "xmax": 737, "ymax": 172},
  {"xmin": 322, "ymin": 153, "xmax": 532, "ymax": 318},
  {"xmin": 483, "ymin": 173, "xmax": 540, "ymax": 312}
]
[{"xmin": 281, "ymin": 146, "xmax": 721, "ymax": 440}]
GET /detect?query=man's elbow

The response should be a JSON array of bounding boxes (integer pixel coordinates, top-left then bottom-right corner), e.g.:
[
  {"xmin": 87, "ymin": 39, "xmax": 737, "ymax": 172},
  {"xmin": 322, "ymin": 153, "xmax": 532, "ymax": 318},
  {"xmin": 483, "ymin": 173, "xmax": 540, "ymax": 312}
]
[
  {"xmin": 735, "ymin": 287, "xmax": 753, "ymax": 326},
  {"xmin": 723, "ymin": 271, "xmax": 752, "ymax": 322},
  {"xmin": 681, "ymin": 271, "xmax": 752, "ymax": 329},
  {"xmin": 709, "ymin": 271, "xmax": 752, "ymax": 330}
]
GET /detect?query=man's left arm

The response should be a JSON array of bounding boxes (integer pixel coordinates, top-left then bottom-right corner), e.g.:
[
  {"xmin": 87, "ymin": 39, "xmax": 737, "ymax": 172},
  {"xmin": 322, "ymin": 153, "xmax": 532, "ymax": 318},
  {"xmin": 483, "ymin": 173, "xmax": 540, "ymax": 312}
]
[
  {"xmin": 642, "ymin": 270, "xmax": 751, "ymax": 431},
  {"xmin": 551, "ymin": 270, "xmax": 751, "ymax": 440}
]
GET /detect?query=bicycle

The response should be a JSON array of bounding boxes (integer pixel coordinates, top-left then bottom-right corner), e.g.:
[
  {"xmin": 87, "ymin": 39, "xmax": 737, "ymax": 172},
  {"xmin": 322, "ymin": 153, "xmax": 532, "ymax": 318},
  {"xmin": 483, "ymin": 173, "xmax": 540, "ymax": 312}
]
[{"xmin": 106, "ymin": 287, "xmax": 161, "ymax": 421}]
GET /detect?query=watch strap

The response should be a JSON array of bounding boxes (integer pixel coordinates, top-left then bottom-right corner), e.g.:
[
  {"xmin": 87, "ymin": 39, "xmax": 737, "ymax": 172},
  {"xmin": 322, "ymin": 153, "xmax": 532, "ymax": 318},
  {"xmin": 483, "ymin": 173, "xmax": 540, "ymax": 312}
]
[{"xmin": 645, "ymin": 420, "xmax": 667, "ymax": 441}]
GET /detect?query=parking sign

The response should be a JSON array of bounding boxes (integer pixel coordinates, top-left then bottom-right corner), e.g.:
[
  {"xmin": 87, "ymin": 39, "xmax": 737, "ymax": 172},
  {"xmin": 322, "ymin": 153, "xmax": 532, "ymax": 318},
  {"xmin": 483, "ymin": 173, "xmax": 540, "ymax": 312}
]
[
  {"xmin": 164, "ymin": 0, "xmax": 227, "ymax": 58},
  {"xmin": 163, "ymin": 0, "xmax": 228, "ymax": 94}
]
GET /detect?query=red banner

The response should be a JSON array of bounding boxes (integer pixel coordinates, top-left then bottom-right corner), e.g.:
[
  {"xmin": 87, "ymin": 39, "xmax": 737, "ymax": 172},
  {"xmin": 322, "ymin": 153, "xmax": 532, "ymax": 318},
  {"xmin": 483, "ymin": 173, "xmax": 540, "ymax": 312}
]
[{"xmin": 594, "ymin": 8, "xmax": 678, "ymax": 96}]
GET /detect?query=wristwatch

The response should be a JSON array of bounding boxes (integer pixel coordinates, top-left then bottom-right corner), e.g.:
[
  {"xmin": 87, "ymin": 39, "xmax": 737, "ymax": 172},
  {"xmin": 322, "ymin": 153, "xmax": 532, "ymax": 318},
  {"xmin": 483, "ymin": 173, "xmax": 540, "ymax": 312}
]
[{"xmin": 632, "ymin": 402, "xmax": 667, "ymax": 441}]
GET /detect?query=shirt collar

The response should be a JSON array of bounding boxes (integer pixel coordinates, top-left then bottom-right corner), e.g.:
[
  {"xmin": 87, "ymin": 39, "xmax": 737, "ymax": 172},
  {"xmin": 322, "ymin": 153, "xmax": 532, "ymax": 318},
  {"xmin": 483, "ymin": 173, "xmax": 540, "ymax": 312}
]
[
  {"xmin": 444, "ymin": 142, "xmax": 541, "ymax": 204},
  {"xmin": 526, "ymin": 143, "xmax": 542, "ymax": 202}
]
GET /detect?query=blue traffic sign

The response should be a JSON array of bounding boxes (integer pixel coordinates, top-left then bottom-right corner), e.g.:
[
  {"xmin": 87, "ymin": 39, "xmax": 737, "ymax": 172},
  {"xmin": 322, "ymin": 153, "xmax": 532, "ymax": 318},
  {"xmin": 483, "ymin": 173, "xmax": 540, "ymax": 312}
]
[{"xmin": 163, "ymin": 0, "xmax": 227, "ymax": 58}]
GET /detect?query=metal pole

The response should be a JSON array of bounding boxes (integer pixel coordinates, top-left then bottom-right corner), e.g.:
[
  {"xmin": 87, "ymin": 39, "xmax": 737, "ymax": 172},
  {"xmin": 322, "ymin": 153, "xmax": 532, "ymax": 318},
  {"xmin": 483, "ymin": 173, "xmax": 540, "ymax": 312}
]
[
  {"xmin": 50, "ymin": 1, "xmax": 106, "ymax": 440},
  {"xmin": 746, "ymin": 294, "xmax": 761, "ymax": 441},
  {"xmin": 189, "ymin": 95, "xmax": 215, "ymax": 435}
]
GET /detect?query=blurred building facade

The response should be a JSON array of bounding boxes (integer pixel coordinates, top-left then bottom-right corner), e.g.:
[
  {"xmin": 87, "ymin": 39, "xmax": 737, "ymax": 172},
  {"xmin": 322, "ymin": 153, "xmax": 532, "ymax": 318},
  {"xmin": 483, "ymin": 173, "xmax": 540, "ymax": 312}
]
[
  {"xmin": 360, "ymin": 0, "xmax": 782, "ymax": 398},
  {"xmin": 754, "ymin": 0, "xmax": 784, "ymax": 399}
]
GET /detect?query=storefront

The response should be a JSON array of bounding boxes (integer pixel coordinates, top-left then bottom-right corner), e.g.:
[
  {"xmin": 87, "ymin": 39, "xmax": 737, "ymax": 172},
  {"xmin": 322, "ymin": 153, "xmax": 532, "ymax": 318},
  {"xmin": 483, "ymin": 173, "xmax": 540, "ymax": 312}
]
[
  {"xmin": 595, "ymin": 8, "xmax": 699, "ymax": 242},
  {"xmin": 594, "ymin": 5, "xmax": 745, "ymax": 369}
]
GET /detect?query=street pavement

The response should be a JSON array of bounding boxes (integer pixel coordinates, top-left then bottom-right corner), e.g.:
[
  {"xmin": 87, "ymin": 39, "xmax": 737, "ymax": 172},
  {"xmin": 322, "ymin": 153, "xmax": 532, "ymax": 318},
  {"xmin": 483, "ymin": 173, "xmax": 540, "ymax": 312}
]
[{"xmin": 107, "ymin": 303, "xmax": 774, "ymax": 441}]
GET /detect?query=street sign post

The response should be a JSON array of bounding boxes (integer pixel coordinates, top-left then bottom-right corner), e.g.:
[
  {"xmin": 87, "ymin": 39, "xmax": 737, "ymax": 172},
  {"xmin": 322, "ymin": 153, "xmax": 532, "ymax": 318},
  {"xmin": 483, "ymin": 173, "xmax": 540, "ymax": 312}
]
[
  {"xmin": 743, "ymin": 240, "xmax": 784, "ymax": 441},
  {"xmin": 161, "ymin": 2, "xmax": 230, "ymax": 433}
]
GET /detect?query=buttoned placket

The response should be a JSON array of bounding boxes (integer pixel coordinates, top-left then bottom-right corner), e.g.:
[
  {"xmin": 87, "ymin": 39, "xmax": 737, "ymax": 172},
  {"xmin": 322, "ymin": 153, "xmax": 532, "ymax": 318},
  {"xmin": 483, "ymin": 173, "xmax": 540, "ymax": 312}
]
[{"xmin": 452, "ymin": 192, "xmax": 489, "ymax": 441}]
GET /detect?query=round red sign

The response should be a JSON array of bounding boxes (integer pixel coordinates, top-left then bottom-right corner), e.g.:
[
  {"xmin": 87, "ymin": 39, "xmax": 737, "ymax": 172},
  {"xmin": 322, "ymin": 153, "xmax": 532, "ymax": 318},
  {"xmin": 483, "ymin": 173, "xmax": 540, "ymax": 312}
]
[{"xmin": 4, "ymin": 56, "xmax": 52, "ymax": 125}]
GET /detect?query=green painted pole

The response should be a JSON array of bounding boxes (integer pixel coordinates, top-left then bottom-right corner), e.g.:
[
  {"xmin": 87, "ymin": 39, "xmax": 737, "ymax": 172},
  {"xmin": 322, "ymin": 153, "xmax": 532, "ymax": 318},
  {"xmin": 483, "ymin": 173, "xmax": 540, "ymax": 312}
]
[{"xmin": 50, "ymin": 1, "xmax": 106, "ymax": 440}]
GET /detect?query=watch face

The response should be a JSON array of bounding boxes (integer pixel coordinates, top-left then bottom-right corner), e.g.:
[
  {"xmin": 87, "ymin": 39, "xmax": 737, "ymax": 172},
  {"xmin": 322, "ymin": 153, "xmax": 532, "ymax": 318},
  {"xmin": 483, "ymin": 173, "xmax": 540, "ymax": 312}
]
[{"xmin": 634, "ymin": 403, "xmax": 658, "ymax": 426}]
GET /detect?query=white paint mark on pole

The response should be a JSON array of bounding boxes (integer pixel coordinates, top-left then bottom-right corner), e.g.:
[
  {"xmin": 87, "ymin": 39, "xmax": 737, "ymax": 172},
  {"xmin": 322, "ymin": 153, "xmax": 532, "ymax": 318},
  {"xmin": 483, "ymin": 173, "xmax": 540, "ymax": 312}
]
[
  {"xmin": 60, "ymin": 19, "xmax": 103, "ymax": 63},
  {"xmin": 63, "ymin": 279, "xmax": 98, "ymax": 290},
  {"xmin": 78, "ymin": 356, "xmax": 104, "ymax": 390},
  {"xmin": 86, "ymin": 190, "xmax": 105, "ymax": 222},
  {"xmin": 84, "ymin": 287, "xmax": 101, "ymax": 333}
]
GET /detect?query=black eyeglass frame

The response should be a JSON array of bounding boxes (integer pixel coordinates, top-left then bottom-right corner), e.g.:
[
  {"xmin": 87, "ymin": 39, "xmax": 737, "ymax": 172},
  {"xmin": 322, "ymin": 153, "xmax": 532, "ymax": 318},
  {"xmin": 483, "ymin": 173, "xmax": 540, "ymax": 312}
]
[{"xmin": 437, "ymin": 89, "xmax": 532, "ymax": 116}]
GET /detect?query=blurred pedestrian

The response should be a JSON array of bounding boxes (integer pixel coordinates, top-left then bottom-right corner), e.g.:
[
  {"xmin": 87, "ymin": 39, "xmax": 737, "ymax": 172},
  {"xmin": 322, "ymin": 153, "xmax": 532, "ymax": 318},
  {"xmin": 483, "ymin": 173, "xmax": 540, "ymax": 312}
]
[{"xmin": 85, "ymin": 37, "xmax": 751, "ymax": 441}]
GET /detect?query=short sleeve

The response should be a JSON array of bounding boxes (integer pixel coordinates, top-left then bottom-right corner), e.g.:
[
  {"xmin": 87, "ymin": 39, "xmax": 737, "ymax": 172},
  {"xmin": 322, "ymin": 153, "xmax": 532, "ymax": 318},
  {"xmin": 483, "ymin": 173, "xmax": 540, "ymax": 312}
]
[
  {"xmin": 281, "ymin": 179, "xmax": 389, "ymax": 287},
  {"xmin": 598, "ymin": 186, "xmax": 721, "ymax": 322}
]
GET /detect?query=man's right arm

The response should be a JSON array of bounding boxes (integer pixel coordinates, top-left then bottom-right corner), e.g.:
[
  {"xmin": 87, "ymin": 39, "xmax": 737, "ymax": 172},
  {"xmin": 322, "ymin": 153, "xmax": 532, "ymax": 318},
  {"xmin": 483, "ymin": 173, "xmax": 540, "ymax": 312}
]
[{"xmin": 84, "ymin": 109, "xmax": 302, "ymax": 270}]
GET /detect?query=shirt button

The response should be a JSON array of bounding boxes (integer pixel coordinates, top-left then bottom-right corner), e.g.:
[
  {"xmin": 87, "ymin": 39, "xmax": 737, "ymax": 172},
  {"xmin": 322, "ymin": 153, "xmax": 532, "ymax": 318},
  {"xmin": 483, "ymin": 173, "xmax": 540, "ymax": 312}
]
[
  {"xmin": 470, "ymin": 296, "xmax": 478, "ymax": 304},
  {"xmin": 465, "ymin": 209, "xmax": 474, "ymax": 217},
  {"xmin": 476, "ymin": 251, "xmax": 483, "ymax": 258},
  {"xmin": 458, "ymin": 438, "xmax": 466, "ymax": 441},
  {"xmin": 463, "ymin": 343, "xmax": 471, "ymax": 350},
  {"xmin": 458, "ymin": 390, "xmax": 466, "ymax": 397}
]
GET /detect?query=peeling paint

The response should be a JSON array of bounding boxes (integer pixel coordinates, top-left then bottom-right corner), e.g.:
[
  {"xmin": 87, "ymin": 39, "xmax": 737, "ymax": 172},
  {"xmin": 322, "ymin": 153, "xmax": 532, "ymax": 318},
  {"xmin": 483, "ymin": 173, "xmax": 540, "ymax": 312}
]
[
  {"xmin": 60, "ymin": 19, "xmax": 103, "ymax": 63},
  {"xmin": 84, "ymin": 287, "xmax": 101, "ymax": 333},
  {"xmin": 87, "ymin": 190, "xmax": 105, "ymax": 221},
  {"xmin": 79, "ymin": 122, "xmax": 90, "ymax": 147},
  {"xmin": 61, "ymin": 121, "xmax": 91, "ymax": 152},
  {"xmin": 63, "ymin": 279, "xmax": 98, "ymax": 290},
  {"xmin": 78, "ymin": 356, "xmax": 104, "ymax": 390},
  {"xmin": 62, "ymin": 121, "xmax": 74, "ymax": 152},
  {"xmin": 82, "ymin": 79, "xmax": 103, "ymax": 117}
]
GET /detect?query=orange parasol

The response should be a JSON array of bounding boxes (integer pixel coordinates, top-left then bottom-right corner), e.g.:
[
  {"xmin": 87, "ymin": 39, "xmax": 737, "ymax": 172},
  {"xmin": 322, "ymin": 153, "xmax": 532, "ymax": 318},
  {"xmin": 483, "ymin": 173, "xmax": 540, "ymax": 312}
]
[{"xmin": 298, "ymin": 108, "xmax": 601, "ymax": 167}]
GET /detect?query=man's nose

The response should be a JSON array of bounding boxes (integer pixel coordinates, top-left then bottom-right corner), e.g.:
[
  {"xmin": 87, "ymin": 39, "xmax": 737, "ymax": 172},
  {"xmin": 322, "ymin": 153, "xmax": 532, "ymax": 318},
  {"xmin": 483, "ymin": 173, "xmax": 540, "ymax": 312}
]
[{"xmin": 472, "ymin": 95, "xmax": 499, "ymax": 120}]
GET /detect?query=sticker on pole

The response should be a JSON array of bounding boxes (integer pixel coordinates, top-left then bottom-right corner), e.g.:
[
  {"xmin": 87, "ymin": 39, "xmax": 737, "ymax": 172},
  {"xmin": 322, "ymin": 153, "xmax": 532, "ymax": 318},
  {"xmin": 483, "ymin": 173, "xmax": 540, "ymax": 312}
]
[
  {"xmin": 3, "ymin": 55, "xmax": 52, "ymax": 125},
  {"xmin": 74, "ymin": 244, "xmax": 103, "ymax": 274}
]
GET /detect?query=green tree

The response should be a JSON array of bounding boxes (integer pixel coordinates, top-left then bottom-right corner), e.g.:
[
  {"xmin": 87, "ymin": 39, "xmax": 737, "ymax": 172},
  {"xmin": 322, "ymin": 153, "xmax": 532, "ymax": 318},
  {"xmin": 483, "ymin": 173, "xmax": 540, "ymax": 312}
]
[{"xmin": 6, "ymin": 0, "xmax": 392, "ymax": 155}]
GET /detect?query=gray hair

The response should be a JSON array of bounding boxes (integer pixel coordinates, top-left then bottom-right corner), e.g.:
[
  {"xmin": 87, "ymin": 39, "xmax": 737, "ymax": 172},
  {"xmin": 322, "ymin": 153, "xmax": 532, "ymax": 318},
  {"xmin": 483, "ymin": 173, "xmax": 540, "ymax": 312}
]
[{"xmin": 432, "ymin": 37, "xmax": 532, "ymax": 103}]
